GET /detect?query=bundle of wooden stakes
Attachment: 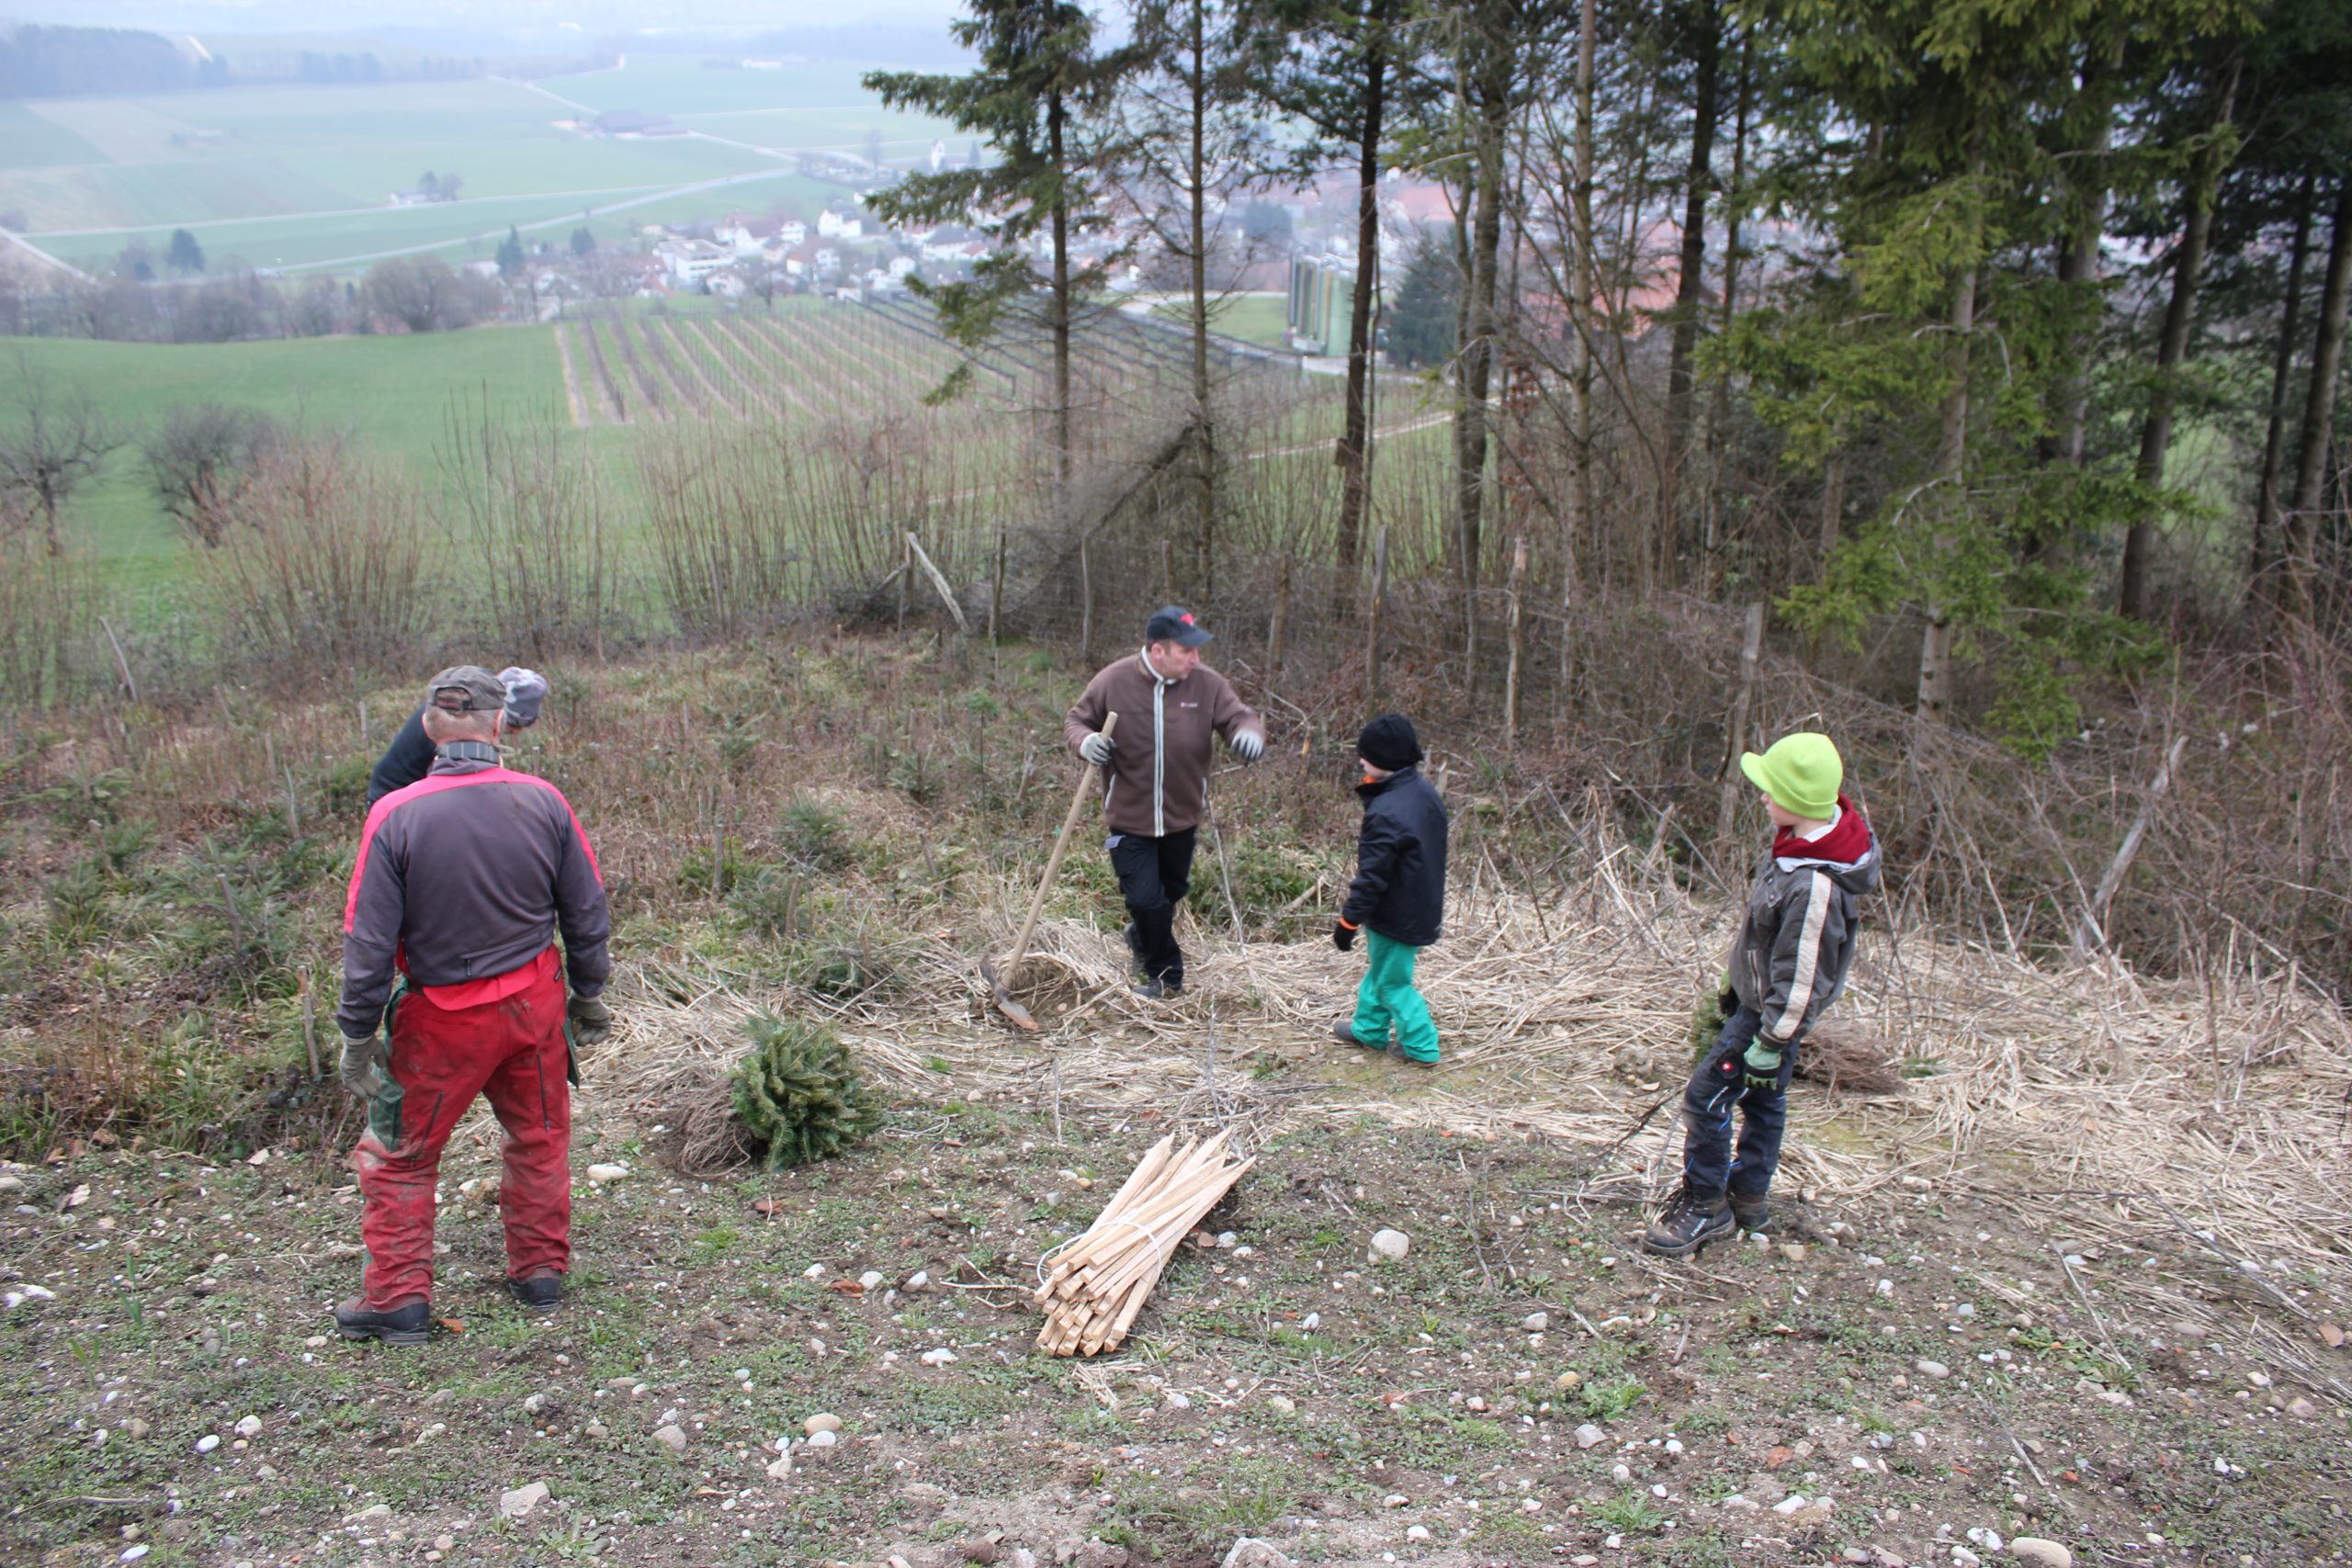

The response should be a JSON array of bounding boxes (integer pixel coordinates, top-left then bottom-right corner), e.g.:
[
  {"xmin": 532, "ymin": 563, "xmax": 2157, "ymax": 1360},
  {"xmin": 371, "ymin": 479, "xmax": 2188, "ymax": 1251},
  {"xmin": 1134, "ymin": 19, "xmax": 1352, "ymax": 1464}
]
[{"xmin": 1034, "ymin": 1131, "xmax": 1254, "ymax": 1357}]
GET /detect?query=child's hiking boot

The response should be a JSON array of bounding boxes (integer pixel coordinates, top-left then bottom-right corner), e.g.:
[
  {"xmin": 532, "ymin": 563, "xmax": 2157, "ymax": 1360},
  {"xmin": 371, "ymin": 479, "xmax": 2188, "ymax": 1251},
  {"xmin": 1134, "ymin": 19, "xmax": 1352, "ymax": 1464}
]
[
  {"xmin": 1131, "ymin": 976, "xmax": 1182, "ymax": 1000},
  {"xmin": 1643, "ymin": 1184, "xmax": 1736, "ymax": 1258},
  {"xmin": 1729, "ymin": 1190, "xmax": 1770, "ymax": 1234},
  {"xmin": 1331, "ymin": 1019, "xmax": 1384, "ymax": 1049},
  {"xmin": 334, "ymin": 1295, "xmax": 432, "ymax": 1345}
]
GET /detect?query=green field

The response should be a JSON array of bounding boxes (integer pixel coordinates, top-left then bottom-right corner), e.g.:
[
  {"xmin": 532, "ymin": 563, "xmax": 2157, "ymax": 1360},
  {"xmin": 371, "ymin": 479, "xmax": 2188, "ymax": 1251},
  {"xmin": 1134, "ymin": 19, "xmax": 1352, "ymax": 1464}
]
[
  {"xmin": 8, "ymin": 330, "xmax": 568, "ymax": 579},
  {"xmin": 1148, "ymin": 292, "xmax": 1295, "ymax": 352},
  {"xmin": 7, "ymin": 62, "xmax": 956, "ymax": 276}
]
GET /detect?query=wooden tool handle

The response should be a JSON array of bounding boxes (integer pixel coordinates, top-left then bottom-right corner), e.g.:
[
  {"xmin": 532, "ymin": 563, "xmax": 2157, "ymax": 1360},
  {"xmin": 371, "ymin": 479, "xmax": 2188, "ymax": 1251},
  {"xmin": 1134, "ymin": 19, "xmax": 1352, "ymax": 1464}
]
[{"xmin": 1003, "ymin": 711, "xmax": 1117, "ymax": 992}]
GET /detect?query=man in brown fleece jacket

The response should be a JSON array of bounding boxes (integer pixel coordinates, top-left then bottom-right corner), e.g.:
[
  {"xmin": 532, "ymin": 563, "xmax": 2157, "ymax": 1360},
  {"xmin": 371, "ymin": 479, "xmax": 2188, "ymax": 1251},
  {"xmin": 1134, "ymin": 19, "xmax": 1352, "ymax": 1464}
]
[{"xmin": 1064, "ymin": 606, "xmax": 1265, "ymax": 998}]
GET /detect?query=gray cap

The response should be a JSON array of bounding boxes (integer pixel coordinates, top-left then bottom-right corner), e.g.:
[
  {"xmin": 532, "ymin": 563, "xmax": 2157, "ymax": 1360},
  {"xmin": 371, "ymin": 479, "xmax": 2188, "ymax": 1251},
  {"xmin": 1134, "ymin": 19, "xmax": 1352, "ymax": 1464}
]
[
  {"xmin": 424, "ymin": 665, "xmax": 506, "ymax": 715},
  {"xmin": 497, "ymin": 666, "xmax": 548, "ymax": 728}
]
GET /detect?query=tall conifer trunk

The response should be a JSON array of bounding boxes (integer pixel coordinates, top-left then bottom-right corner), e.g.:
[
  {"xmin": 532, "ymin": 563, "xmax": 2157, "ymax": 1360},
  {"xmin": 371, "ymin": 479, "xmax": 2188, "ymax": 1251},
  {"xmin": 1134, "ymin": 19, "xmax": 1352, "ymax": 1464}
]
[
  {"xmin": 1661, "ymin": 0, "xmax": 1720, "ymax": 570},
  {"xmin": 1333, "ymin": 22, "xmax": 1387, "ymax": 588},
  {"xmin": 2281, "ymin": 175, "xmax": 2352, "ymax": 622},
  {"xmin": 2252, "ymin": 173, "xmax": 2316, "ymax": 614},
  {"xmin": 2121, "ymin": 62, "xmax": 2236, "ymax": 622}
]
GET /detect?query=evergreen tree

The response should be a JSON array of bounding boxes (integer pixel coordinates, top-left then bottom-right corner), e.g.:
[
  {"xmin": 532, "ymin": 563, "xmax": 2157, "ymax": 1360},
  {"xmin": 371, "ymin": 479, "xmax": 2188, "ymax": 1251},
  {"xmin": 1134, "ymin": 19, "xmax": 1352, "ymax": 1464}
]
[
  {"xmin": 164, "ymin": 228, "xmax": 204, "ymax": 274},
  {"xmin": 496, "ymin": 225, "xmax": 526, "ymax": 277},
  {"xmin": 1385, "ymin": 229, "xmax": 1458, "ymax": 369},
  {"xmin": 864, "ymin": 1, "xmax": 1139, "ymax": 494}
]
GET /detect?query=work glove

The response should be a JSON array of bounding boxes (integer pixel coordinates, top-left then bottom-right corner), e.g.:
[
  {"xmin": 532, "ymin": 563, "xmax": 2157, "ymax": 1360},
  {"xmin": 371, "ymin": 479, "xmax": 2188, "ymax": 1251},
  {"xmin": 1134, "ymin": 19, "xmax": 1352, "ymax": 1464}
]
[
  {"xmin": 1232, "ymin": 729, "xmax": 1264, "ymax": 763},
  {"xmin": 1741, "ymin": 1037, "xmax": 1785, "ymax": 1092},
  {"xmin": 1331, "ymin": 920, "xmax": 1356, "ymax": 953},
  {"xmin": 568, "ymin": 993, "xmax": 613, "ymax": 1048},
  {"xmin": 339, "ymin": 1032, "xmax": 390, "ymax": 1100},
  {"xmin": 1079, "ymin": 730, "xmax": 1116, "ymax": 767}
]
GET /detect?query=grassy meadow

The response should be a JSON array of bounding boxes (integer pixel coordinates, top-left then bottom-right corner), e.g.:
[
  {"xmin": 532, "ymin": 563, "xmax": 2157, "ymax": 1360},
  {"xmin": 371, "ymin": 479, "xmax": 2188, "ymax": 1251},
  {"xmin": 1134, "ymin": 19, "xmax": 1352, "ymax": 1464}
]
[
  {"xmin": 11, "ymin": 329, "xmax": 569, "ymax": 580},
  {"xmin": 6, "ymin": 60, "xmax": 958, "ymax": 277}
]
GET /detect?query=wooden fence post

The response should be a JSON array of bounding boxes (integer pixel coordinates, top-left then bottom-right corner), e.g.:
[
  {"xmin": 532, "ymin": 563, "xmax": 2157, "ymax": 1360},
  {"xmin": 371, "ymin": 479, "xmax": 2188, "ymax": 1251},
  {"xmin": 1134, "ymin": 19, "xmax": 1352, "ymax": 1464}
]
[
  {"xmin": 989, "ymin": 526, "xmax": 1006, "ymax": 648},
  {"xmin": 1079, "ymin": 537, "xmax": 1095, "ymax": 668},
  {"xmin": 1267, "ymin": 553, "xmax": 1292, "ymax": 676},
  {"xmin": 1367, "ymin": 525, "xmax": 1390, "ymax": 705},
  {"xmin": 1716, "ymin": 603, "xmax": 1767, "ymax": 842},
  {"xmin": 1503, "ymin": 536, "xmax": 1528, "ymax": 741},
  {"xmin": 894, "ymin": 530, "xmax": 910, "ymax": 635}
]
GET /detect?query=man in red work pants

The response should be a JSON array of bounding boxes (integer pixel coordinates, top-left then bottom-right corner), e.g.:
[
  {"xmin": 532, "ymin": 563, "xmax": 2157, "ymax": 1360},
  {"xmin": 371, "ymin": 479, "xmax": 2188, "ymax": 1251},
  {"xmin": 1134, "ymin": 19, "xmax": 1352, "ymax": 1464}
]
[{"xmin": 334, "ymin": 665, "xmax": 612, "ymax": 1344}]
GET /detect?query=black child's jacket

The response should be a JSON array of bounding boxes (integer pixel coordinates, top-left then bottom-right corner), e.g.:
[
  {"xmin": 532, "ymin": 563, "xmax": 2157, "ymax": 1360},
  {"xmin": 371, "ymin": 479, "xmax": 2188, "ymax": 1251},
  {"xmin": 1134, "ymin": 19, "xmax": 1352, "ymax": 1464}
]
[{"xmin": 1340, "ymin": 764, "xmax": 1449, "ymax": 946}]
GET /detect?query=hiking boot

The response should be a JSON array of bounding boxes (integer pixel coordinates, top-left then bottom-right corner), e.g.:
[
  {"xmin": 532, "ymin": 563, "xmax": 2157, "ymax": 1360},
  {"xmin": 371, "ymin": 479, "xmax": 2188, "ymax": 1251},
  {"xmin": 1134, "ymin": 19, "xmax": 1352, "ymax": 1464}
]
[
  {"xmin": 334, "ymin": 1295, "xmax": 432, "ymax": 1345},
  {"xmin": 1643, "ymin": 1185, "xmax": 1736, "ymax": 1258},
  {"xmin": 1332, "ymin": 1018, "xmax": 1381, "ymax": 1048},
  {"xmin": 1728, "ymin": 1190, "xmax": 1771, "ymax": 1234},
  {"xmin": 1131, "ymin": 976, "xmax": 1182, "ymax": 1000},
  {"xmin": 507, "ymin": 1271, "xmax": 563, "ymax": 1313}
]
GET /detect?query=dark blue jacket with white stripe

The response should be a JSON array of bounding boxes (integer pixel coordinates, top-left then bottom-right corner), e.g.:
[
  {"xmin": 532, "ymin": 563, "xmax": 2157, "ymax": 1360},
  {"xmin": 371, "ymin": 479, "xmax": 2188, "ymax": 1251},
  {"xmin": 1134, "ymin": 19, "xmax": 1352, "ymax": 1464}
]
[{"xmin": 1727, "ymin": 799, "xmax": 1881, "ymax": 1044}]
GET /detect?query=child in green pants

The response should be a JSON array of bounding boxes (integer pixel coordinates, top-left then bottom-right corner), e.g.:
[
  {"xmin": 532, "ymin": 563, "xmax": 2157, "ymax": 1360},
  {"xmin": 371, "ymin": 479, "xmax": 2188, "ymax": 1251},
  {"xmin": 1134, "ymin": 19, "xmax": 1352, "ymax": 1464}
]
[{"xmin": 1329, "ymin": 715, "xmax": 1449, "ymax": 1066}]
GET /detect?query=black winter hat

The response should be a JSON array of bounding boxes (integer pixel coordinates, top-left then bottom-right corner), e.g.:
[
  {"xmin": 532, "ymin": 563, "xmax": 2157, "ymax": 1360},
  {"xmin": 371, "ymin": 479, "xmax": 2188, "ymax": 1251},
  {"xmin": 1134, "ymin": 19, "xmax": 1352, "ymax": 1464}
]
[{"xmin": 1356, "ymin": 713, "xmax": 1422, "ymax": 771}]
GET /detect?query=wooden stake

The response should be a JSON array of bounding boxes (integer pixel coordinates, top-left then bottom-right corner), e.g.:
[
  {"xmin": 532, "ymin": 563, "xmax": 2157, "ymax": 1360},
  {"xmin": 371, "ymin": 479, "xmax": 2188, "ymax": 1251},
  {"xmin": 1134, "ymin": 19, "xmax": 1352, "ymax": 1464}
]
[
  {"xmin": 1716, "ymin": 603, "xmax": 1766, "ymax": 843},
  {"xmin": 1079, "ymin": 537, "xmax": 1095, "ymax": 667},
  {"xmin": 1268, "ymin": 552, "xmax": 1292, "ymax": 674},
  {"xmin": 905, "ymin": 532, "xmax": 969, "ymax": 635},
  {"xmin": 989, "ymin": 526, "xmax": 1007, "ymax": 648},
  {"xmin": 1503, "ymin": 536, "xmax": 1528, "ymax": 741}
]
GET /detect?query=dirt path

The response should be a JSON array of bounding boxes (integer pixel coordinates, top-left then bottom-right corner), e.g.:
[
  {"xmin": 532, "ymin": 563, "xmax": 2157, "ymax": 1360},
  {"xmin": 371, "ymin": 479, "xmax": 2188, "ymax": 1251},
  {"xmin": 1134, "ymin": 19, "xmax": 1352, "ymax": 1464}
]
[{"xmin": 550, "ymin": 318, "xmax": 591, "ymax": 427}]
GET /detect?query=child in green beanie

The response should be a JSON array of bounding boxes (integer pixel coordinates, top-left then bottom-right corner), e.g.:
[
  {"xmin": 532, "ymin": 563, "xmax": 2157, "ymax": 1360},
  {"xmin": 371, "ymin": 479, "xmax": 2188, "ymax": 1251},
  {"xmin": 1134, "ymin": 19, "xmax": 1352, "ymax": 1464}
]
[{"xmin": 1646, "ymin": 731, "xmax": 1882, "ymax": 1257}]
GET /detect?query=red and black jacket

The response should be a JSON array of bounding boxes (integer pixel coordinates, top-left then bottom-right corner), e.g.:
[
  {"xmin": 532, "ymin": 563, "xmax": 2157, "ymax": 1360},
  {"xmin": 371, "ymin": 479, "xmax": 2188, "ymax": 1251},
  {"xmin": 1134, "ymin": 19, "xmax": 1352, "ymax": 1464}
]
[{"xmin": 337, "ymin": 754, "xmax": 610, "ymax": 1039}]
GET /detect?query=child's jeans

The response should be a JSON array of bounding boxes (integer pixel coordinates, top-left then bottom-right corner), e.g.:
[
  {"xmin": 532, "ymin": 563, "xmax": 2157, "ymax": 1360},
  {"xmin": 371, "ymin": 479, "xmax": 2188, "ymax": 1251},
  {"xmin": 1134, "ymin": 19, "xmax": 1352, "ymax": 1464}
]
[
  {"xmin": 1679, "ymin": 1004, "xmax": 1797, "ymax": 1202},
  {"xmin": 1349, "ymin": 930, "xmax": 1440, "ymax": 1063}
]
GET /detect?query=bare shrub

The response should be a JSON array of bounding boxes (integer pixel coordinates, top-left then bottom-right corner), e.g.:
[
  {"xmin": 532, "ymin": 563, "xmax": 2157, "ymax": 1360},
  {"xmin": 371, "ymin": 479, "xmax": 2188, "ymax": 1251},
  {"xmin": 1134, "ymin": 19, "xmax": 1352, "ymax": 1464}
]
[
  {"xmin": 436, "ymin": 404, "xmax": 615, "ymax": 660},
  {"xmin": 637, "ymin": 414, "xmax": 985, "ymax": 639},
  {"xmin": 0, "ymin": 519, "xmax": 100, "ymax": 706},
  {"xmin": 143, "ymin": 403, "xmax": 281, "ymax": 547},
  {"xmin": 189, "ymin": 436, "xmax": 432, "ymax": 675}
]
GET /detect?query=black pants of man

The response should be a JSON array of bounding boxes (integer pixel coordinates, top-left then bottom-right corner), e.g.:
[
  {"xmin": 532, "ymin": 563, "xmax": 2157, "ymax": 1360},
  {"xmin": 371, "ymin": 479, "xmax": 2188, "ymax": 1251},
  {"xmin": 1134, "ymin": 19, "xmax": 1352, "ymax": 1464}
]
[{"xmin": 1109, "ymin": 828, "xmax": 1196, "ymax": 987}]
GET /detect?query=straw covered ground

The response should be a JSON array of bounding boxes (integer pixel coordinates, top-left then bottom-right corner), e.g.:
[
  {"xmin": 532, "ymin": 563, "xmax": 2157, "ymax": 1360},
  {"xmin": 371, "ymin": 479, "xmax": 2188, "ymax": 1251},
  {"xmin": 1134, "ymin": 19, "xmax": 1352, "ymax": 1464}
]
[{"xmin": 586, "ymin": 827, "xmax": 2352, "ymax": 1403}]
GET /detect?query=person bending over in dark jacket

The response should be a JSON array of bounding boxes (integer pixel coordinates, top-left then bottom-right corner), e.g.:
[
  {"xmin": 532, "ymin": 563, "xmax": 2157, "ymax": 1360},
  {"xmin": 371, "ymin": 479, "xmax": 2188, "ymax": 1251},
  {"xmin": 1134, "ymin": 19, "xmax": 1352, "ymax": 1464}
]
[
  {"xmin": 1329, "ymin": 714, "xmax": 1449, "ymax": 1066},
  {"xmin": 366, "ymin": 666, "xmax": 549, "ymax": 806}
]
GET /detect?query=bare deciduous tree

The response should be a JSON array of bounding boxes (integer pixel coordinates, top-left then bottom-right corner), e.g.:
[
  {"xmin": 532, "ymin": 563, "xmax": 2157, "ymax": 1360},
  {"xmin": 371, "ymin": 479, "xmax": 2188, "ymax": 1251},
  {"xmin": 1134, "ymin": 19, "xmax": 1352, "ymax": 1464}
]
[
  {"xmin": 144, "ymin": 403, "xmax": 282, "ymax": 546},
  {"xmin": 0, "ymin": 355, "xmax": 119, "ymax": 556}
]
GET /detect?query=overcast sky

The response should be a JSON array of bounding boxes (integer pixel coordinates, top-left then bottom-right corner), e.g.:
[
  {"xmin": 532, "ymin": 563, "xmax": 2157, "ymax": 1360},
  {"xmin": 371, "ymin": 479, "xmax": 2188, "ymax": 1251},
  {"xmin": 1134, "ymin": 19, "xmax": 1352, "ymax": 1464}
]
[{"xmin": 1, "ymin": 1, "xmax": 973, "ymax": 39}]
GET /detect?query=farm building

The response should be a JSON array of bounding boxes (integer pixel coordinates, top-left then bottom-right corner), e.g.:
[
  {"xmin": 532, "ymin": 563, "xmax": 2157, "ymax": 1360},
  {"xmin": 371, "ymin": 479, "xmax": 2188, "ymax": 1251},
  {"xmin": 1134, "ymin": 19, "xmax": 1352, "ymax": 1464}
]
[{"xmin": 1287, "ymin": 255, "xmax": 1376, "ymax": 355}]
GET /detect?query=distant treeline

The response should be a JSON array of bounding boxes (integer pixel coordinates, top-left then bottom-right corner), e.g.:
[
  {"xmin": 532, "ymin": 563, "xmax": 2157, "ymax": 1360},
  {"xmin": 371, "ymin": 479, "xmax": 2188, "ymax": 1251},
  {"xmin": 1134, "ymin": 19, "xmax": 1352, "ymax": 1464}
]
[
  {"xmin": 0, "ymin": 23, "xmax": 563, "ymax": 99},
  {"xmin": 0, "ymin": 25, "xmax": 226, "ymax": 97}
]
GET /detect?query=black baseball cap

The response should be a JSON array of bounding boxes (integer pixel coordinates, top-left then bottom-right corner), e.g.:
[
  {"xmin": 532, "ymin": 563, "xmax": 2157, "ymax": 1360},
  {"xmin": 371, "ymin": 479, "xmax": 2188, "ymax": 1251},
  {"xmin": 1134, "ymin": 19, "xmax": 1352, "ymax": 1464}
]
[{"xmin": 1146, "ymin": 605, "xmax": 1213, "ymax": 648}]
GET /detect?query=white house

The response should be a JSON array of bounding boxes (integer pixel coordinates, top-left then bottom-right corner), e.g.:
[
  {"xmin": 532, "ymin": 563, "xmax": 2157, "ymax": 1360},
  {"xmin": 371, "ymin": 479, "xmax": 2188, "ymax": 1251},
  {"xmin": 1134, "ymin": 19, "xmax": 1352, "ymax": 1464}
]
[
  {"xmin": 654, "ymin": 238, "xmax": 731, "ymax": 285},
  {"xmin": 778, "ymin": 220, "xmax": 807, "ymax": 245},
  {"xmin": 706, "ymin": 272, "xmax": 746, "ymax": 299},
  {"xmin": 887, "ymin": 255, "xmax": 917, "ymax": 281}
]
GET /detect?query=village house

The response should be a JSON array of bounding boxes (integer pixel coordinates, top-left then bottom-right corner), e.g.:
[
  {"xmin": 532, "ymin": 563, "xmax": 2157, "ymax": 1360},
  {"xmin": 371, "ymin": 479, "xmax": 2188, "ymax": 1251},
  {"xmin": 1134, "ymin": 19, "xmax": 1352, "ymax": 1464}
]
[{"xmin": 653, "ymin": 237, "xmax": 731, "ymax": 287}]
